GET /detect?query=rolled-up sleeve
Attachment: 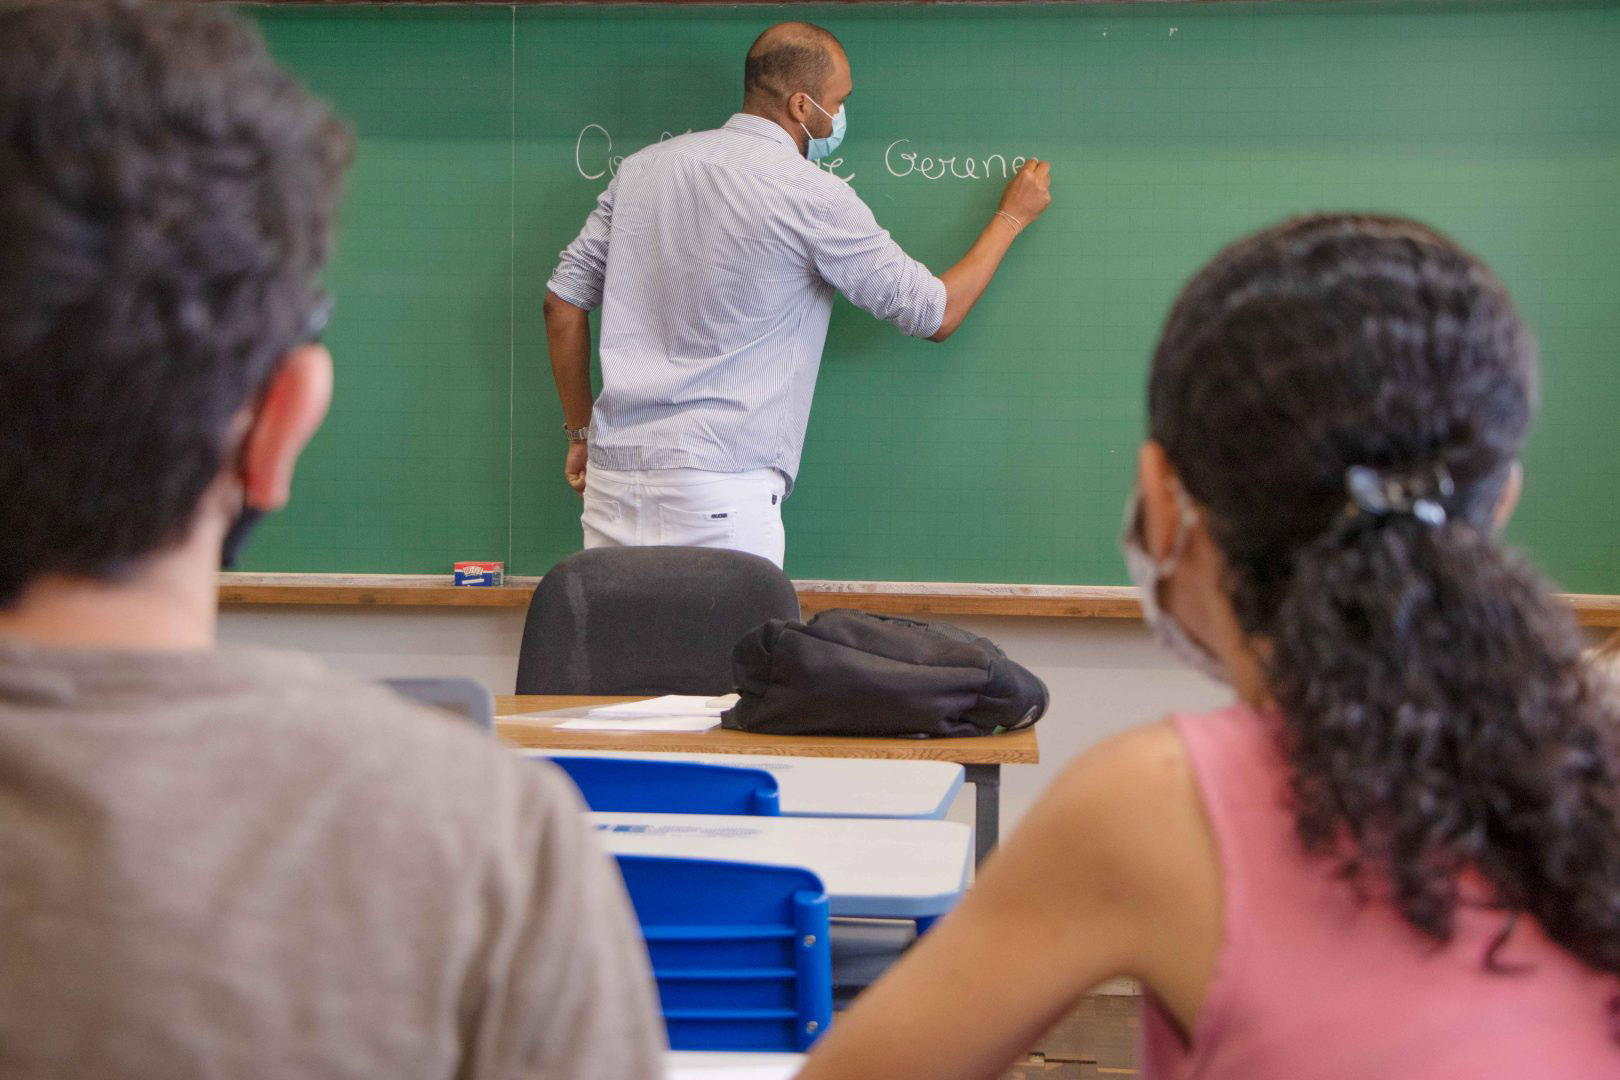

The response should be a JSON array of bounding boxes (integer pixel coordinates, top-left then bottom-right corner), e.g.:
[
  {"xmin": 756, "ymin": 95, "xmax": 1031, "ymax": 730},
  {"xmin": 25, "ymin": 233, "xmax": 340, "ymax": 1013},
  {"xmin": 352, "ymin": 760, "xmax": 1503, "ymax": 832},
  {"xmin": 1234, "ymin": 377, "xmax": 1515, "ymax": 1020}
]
[
  {"xmin": 547, "ymin": 176, "xmax": 617, "ymax": 312},
  {"xmin": 811, "ymin": 185, "xmax": 947, "ymax": 339}
]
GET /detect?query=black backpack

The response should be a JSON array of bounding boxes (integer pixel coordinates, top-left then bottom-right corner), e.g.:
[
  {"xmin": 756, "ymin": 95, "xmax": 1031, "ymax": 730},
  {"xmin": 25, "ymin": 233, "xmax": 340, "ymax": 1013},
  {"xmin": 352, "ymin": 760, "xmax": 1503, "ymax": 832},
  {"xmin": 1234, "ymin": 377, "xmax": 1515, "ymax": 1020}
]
[{"xmin": 722, "ymin": 609, "xmax": 1048, "ymax": 738}]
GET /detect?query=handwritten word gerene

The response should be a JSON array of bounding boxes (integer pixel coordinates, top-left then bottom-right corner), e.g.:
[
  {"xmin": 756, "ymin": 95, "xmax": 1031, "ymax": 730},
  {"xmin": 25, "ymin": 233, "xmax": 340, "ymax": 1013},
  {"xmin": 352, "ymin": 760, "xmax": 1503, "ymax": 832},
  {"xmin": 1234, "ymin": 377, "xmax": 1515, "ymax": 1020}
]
[
  {"xmin": 575, "ymin": 123, "xmax": 854, "ymax": 184},
  {"xmin": 884, "ymin": 139, "xmax": 1028, "ymax": 181}
]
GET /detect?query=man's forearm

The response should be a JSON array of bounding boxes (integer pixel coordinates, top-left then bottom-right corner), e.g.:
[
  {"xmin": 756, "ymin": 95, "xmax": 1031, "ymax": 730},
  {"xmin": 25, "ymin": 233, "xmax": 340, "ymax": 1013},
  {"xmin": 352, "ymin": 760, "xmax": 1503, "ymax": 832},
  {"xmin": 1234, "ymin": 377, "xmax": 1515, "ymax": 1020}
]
[
  {"xmin": 930, "ymin": 157, "xmax": 1051, "ymax": 342},
  {"xmin": 544, "ymin": 291, "xmax": 595, "ymax": 428},
  {"xmin": 931, "ymin": 217, "xmax": 1020, "ymax": 342}
]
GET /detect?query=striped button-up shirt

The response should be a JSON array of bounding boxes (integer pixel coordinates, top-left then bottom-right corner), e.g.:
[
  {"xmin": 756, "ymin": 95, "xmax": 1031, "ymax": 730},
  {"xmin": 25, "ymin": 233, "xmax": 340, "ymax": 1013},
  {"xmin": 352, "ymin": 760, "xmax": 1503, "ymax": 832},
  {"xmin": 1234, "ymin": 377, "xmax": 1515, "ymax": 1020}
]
[{"xmin": 548, "ymin": 113, "xmax": 947, "ymax": 487}]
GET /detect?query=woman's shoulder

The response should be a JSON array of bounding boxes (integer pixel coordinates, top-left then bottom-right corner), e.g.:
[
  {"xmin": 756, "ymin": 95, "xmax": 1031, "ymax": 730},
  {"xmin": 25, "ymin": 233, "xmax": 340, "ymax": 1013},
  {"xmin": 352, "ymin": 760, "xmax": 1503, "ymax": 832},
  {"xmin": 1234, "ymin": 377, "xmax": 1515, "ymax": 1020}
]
[
  {"xmin": 1040, "ymin": 702, "xmax": 1273, "ymax": 822},
  {"xmin": 1037, "ymin": 719, "xmax": 1197, "ymax": 835},
  {"xmin": 1023, "ymin": 716, "xmax": 1228, "ymax": 937},
  {"xmin": 1027, "ymin": 716, "xmax": 1228, "ymax": 1026}
]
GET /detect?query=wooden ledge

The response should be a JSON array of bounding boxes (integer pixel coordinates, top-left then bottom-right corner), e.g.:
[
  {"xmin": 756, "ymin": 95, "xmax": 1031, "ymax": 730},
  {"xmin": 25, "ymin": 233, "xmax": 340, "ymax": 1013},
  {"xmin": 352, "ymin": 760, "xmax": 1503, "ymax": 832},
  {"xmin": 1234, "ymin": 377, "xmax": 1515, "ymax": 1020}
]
[
  {"xmin": 217, "ymin": 573, "xmax": 1620, "ymax": 626},
  {"xmin": 216, "ymin": 573, "xmax": 1141, "ymax": 618},
  {"xmin": 797, "ymin": 581, "xmax": 1141, "ymax": 619},
  {"xmin": 224, "ymin": 1, "xmax": 1272, "ymax": 6},
  {"xmin": 219, "ymin": 574, "xmax": 537, "ymax": 609}
]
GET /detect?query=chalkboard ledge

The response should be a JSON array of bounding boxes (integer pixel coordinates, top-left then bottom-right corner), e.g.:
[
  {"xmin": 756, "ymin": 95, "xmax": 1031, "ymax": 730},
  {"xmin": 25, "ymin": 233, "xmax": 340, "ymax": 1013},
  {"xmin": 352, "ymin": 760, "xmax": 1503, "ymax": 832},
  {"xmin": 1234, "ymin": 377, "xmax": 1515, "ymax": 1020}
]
[
  {"xmin": 216, "ymin": 573, "xmax": 1140, "ymax": 618},
  {"xmin": 216, "ymin": 573, "xmax": 1620, "ymax": 626}
]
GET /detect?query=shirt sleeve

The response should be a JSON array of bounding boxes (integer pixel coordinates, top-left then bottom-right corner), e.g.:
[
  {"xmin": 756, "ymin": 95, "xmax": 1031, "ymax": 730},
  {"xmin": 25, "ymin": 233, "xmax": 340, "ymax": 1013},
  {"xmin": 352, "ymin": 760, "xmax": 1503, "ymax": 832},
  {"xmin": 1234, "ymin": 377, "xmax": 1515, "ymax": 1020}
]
[
  {"xmin": 810, "ymin": 183, "xmax": 948, "ymax": 339},
  {"xmin": 470, "ymin": 759, "xmax": 665, "ymax": 1080},
  {"xmin": 547, "ymin": 176, "xmax": 618, "ymax": 312}
]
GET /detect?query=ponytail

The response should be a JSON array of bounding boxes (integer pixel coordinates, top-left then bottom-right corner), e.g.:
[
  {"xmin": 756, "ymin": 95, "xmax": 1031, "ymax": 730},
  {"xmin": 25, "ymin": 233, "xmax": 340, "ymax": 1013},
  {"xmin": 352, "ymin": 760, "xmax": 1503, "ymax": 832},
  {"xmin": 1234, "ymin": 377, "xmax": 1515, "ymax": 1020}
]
[
  {"xmin": 1144, "ymin": 212, "xmax": 1620, "ymax": 994},
  {"xmin": 1262, "ymin": 511, "xmax": 1620, "ymax": 977}
]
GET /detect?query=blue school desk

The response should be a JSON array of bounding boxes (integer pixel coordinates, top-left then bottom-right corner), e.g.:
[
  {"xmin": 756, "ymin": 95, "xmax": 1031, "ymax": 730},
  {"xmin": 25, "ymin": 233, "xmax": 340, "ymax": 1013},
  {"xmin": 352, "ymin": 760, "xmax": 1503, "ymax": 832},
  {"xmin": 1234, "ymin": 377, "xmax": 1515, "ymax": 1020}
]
[
  {"xmin": 591, "ymin": 812, "xmax": 973, "ymax": 921},
  {"xmin": 665, "ymin": 1050, "xmax": 805, "ymax": 1079},
  {"xmin": 524, "ymin": 748, "xmax": 963, "ymax": 820}
]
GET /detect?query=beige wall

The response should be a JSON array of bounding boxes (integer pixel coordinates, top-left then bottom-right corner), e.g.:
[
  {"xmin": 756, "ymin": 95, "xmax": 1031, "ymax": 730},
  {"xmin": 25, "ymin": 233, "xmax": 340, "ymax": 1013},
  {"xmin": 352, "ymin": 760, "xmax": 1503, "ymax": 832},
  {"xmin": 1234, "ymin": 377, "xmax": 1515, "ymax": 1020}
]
[{"xmin": 218, "ymin": 605, "xmax": 1614, "ymax": 839}]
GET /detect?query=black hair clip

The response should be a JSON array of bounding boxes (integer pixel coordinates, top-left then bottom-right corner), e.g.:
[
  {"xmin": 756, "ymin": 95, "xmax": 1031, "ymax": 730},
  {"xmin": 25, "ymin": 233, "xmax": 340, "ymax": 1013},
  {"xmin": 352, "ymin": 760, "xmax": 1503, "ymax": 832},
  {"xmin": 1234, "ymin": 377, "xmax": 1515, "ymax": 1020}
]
[{"xmin": 1345, "ymin": 462, "xmax": 1455, "ymax": 526}]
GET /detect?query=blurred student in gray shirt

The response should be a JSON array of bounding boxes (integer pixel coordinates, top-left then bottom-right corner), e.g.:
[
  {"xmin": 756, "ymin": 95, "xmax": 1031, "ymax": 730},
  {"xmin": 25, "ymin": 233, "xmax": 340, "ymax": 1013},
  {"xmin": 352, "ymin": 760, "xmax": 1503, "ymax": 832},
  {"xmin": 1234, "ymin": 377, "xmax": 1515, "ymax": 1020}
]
[
  {"xmin": 546, "ymin": 21, "xmax": 1053, "ymax": 567},
  {"xmin": 0, "ymin": 4, "xmax": 661, "ymax": 1077}
]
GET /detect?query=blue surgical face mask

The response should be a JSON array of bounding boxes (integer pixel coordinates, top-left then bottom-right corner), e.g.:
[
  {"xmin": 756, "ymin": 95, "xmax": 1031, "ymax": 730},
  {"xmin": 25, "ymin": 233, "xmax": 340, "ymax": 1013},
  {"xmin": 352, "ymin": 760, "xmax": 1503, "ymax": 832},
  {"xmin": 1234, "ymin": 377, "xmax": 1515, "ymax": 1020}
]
[{"xmin": 801, "ymin": 96, "xmax": 846, "ymax": 161}]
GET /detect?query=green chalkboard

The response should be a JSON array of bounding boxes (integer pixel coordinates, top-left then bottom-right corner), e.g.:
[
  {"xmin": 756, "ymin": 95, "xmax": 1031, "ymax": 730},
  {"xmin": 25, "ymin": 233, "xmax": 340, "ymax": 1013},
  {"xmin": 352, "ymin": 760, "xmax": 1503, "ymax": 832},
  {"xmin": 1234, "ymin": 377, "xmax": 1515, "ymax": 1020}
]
[{"xmin": 244, "ymin": 1, "xmax": 1620, "ymax": 592}]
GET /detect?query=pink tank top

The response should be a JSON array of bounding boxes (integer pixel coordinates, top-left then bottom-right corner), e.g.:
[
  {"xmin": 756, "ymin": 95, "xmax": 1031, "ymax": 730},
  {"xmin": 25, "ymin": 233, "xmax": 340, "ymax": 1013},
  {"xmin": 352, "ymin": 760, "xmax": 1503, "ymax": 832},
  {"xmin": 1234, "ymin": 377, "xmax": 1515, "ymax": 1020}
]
[{"xmin": 1142, "ymin": 704, "xmax": 1619, "ymax": 1079}]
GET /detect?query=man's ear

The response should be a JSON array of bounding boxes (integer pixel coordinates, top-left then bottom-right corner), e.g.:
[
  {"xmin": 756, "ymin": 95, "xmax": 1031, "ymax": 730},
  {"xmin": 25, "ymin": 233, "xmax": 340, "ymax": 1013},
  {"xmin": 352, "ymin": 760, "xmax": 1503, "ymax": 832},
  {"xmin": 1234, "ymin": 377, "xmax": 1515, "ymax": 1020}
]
[
  {"xmin": 786, "ymin": 90, "xmax": 814, "ymax": 125},
  {"xmin": 1493, "ymin": 460, "xmax": 1523, "ymax": 533},
  {"xmin": 1137, "ymin": 440, "xmax": 1182, "ymax": 563},
  {"xmin": 240, "ymin": 344, "xmax": 333, "ymax": 511}
]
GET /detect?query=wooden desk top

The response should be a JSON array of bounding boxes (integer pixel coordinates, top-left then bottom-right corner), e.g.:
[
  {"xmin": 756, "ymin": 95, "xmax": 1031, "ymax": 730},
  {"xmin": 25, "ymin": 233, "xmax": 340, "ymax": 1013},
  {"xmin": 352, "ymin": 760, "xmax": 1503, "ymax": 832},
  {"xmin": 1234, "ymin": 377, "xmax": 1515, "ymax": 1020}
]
[{"xmin": 495, "ymin": 695, "xmax": 1039, "ymax": 766}]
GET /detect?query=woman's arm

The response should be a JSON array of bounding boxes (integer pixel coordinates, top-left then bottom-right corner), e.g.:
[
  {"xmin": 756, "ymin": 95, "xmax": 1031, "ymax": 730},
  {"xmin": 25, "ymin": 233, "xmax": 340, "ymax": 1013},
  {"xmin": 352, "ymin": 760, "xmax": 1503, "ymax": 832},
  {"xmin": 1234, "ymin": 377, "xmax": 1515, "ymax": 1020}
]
[{"xmin": 796, "ymin": 720, "xmax": 1222, "ymax": 1080}]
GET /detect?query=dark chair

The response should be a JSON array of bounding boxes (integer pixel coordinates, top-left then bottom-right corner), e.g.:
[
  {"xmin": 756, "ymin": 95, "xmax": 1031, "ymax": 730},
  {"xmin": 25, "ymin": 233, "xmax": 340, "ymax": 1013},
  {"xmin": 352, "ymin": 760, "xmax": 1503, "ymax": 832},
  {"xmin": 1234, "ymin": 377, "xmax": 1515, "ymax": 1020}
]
[{"xmin": 516, "ymin": 546, "xmax": 801, "ymax": 695}]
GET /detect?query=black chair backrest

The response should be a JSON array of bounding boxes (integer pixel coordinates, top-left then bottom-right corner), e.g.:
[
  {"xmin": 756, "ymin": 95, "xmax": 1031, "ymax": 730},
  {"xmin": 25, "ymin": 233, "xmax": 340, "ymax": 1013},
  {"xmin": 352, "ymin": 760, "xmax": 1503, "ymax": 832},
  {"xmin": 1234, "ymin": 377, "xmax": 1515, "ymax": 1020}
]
[{"xmin": 516, "ymin": 546, "xmax": 801, "ymax": 695}]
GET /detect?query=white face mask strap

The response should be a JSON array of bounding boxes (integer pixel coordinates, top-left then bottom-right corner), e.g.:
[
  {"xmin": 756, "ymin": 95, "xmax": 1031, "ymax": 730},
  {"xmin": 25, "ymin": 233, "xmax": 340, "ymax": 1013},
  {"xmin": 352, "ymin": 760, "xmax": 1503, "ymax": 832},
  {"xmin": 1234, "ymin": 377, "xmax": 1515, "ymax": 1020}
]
[
  {"xmin": 1121, "ymin": 483, "xmax": 1229, "ymax": 685},
  {"xmin": 1154, "ymin": 481, "xmax": 1200, "ymax": 577},
  {"xmin": 799, "ymin": 95, "xmax": 832, "ymax": 146}
]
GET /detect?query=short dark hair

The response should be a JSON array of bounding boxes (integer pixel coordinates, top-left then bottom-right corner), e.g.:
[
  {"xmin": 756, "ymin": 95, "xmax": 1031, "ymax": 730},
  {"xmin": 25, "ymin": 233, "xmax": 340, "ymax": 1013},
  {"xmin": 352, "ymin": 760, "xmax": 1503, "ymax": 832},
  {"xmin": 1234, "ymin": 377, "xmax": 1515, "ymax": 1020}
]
[
  {"xmin": 0, "ymin": 1, "xmax": 351, "ymax": 604},
  {"xmin": 743, "ymin": 22, "xmax": 840, "ymax": 106}
]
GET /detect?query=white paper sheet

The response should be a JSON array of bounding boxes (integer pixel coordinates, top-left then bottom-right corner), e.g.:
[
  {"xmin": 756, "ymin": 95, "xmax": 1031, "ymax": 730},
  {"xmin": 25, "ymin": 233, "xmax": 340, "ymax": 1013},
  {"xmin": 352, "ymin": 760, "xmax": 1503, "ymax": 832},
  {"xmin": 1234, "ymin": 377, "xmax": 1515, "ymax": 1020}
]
[
  {"xmin": 554, "ymin": 715, "xmax": 720, "ymax": 733},
  {"xmin": 587, "ymin": 694, "xmax": 738, "ymax": 719},
  {"xmin": 665, "ymin": 1065, "xmax": 801, "ymax": 1080}
]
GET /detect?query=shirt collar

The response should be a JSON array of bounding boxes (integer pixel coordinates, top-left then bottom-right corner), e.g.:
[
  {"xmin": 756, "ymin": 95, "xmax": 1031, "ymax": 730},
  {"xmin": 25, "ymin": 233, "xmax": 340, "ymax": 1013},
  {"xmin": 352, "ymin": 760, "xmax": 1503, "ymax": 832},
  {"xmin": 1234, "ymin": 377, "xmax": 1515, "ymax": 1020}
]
[{"xmin": 724, "ymin": 112, "xmax": 801, "ymax": 152}]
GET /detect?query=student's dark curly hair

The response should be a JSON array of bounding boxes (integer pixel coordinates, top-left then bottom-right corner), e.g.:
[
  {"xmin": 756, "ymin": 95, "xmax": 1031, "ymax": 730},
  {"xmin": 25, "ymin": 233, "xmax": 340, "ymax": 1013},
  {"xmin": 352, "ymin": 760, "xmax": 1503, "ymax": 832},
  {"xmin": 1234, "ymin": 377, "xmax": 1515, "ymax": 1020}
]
[
  {"xmin": 1149, "ymin": 215, "xmax": 1620, "ymax": 988},
  {"xmin": 0, "ymin": 0, "xmax": 351, "ymax": 604}
]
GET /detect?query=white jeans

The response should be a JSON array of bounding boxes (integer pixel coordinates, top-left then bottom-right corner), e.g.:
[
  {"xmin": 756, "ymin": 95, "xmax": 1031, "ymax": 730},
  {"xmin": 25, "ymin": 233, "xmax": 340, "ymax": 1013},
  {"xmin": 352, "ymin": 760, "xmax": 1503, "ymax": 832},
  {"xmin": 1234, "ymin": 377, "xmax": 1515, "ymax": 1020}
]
[{"xmin": 581, "ymin": 466, "xmax": 788, "ymax": 568}]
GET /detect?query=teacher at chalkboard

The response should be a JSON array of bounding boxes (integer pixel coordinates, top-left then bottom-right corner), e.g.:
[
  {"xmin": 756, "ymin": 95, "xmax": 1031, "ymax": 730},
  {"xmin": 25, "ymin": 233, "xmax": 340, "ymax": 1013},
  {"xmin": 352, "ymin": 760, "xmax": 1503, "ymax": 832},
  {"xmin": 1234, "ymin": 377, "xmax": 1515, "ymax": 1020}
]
[{"xmin": 544, "ymin": 21, "xmax": 1052, "ymax": 568}]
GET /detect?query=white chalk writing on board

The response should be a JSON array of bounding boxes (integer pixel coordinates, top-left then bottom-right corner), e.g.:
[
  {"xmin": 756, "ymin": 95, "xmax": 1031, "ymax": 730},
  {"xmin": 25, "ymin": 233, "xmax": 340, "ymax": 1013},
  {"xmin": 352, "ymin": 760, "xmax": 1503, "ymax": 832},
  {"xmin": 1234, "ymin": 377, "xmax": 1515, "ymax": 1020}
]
[
  {"xmin": 573, "ymin": 123, "xmax": 621, "ymax": 181},
  {"xmin": 884, "ymin": 139, "xmax": 1027, "ymax": 182},
  {"xmin": 574, "ymin": 123, "xmax": 854, "ymax": 184}
]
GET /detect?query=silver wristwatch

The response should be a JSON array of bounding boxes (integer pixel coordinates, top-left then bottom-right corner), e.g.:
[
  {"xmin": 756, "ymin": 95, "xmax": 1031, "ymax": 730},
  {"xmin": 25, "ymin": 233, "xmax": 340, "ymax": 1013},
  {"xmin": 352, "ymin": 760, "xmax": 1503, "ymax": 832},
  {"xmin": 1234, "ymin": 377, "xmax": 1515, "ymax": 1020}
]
[{"xmin": 563, "ymin": 423, "xmax": 589, "ymax": 442}]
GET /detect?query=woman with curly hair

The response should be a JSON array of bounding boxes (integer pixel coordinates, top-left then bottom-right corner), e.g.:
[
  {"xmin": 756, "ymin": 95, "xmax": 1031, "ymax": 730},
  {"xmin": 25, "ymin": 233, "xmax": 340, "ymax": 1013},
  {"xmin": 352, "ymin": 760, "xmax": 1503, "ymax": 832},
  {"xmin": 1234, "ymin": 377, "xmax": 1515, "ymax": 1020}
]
[{"xmin": 798, "ymin": 214, "xmax": 1620, "ymax": 1079}]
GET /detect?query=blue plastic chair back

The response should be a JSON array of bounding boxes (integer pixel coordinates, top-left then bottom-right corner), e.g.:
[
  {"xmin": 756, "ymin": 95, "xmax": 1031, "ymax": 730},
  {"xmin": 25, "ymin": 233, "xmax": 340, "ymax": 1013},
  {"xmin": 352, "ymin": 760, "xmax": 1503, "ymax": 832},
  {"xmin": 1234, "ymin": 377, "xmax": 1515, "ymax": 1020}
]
[
  {"xmin": 549, "ymin": 756, "xmax": 781, "ymax": 816},
  {"xmin": 615, "ymin": 854, "xmax": 832, "ymax": 1052}
]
